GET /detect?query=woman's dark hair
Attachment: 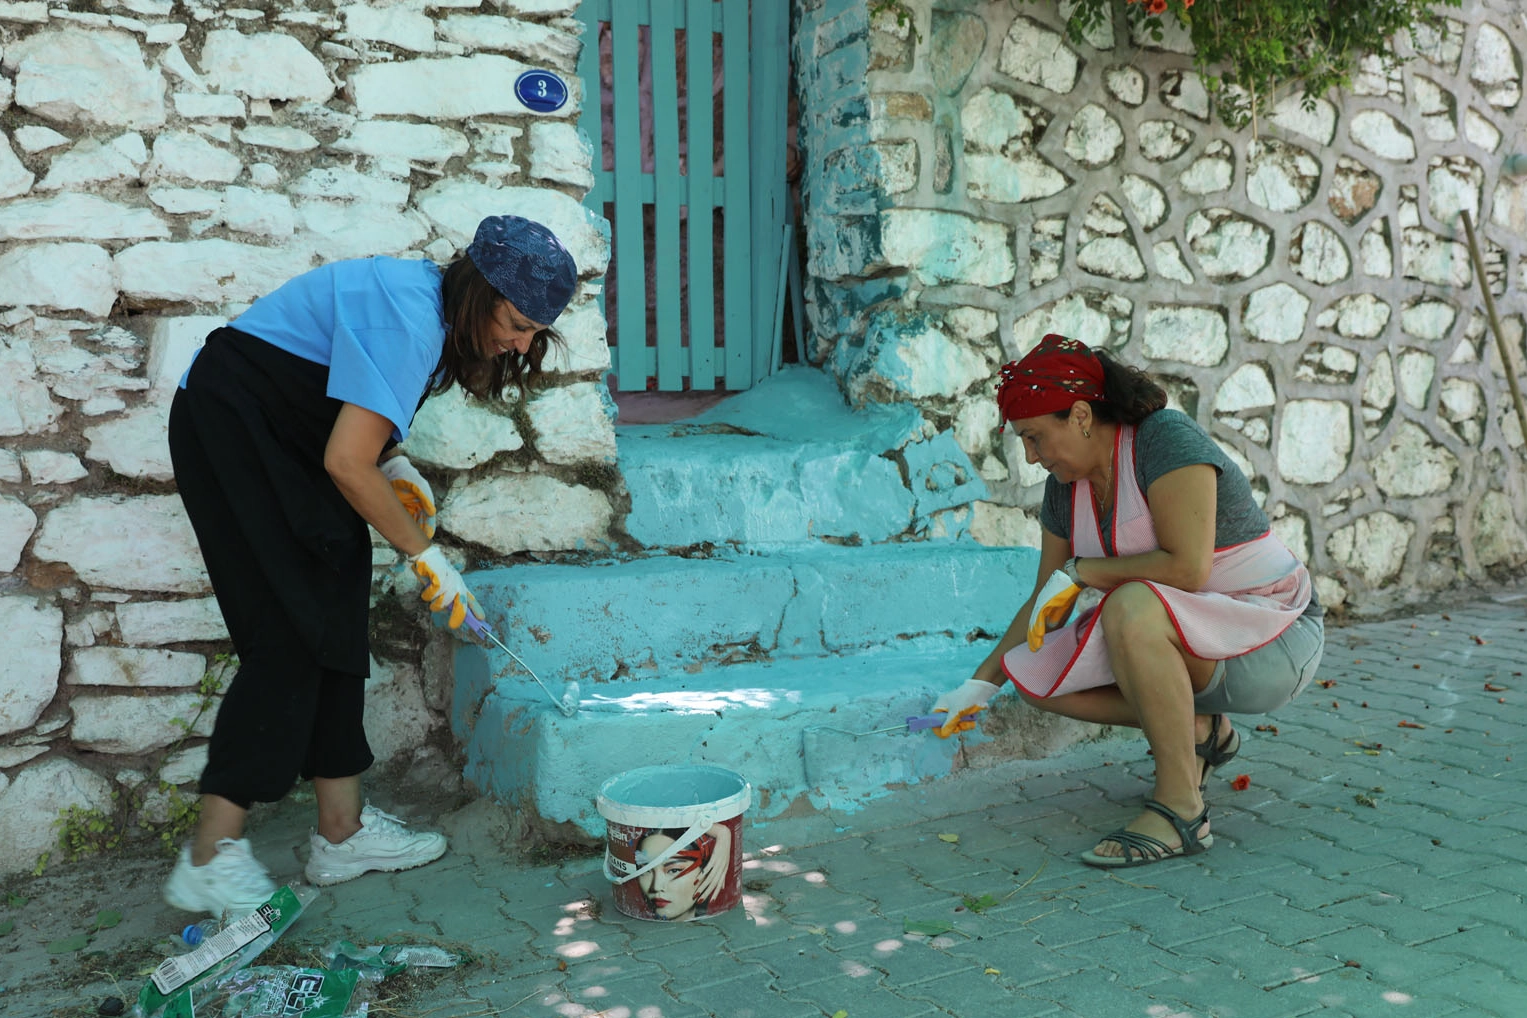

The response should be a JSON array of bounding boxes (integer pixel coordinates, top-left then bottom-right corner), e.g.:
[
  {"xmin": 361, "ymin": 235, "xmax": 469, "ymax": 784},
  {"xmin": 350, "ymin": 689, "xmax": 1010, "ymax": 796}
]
[
  {"xmin": 1051, "ymin": 348, "xmax": 1166, "ymax": 426},
  {"xmin": 431, "ymin": 256, "xmax": 563, "ymax": 400}
]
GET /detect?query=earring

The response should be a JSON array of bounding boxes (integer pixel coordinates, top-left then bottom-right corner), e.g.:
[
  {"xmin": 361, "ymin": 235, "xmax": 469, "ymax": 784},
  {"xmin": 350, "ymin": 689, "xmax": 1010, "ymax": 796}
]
[{"xmin": 1083, "ymin": 429, "xmax": 1091, "ymax": 438}]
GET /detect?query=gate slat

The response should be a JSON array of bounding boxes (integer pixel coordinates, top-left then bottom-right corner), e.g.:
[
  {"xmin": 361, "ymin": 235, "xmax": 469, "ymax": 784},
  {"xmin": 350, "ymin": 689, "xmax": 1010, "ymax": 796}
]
[
  {"xmin": 650, "ymin": 3, "xmax": 683, "ymax": 391},
  {"xmin": 610, "ymin": 2, "xmax": 648, "ymax": 391},
  {"xmin": 720, "ymin": 0, "xmax": 751, "ymax": 391},
  {"xmin": 750, "ymin": 0, "xmax": 788, "ymax": 385},
  {"xmin": 685, "ymin": 0, "xmax": 716, "ymax": 390}
]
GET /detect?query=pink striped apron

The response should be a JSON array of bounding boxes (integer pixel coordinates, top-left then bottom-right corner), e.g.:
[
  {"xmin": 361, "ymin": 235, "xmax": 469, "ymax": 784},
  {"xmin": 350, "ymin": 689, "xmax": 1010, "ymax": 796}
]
[{"xmin": 1003, "ymin": 423, "xmax": 1312, "ymax": 698}]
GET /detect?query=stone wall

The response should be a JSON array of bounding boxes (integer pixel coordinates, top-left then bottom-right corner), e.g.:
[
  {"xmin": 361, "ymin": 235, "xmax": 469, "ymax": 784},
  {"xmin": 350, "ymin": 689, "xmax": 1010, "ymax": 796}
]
[
  {"xmin": 796, "ymin": 0, "xmax": 1527, "ymax": 608},
  {"xmin": 0, "ymin": 0, "xmax": 617, "ymax": 872}
]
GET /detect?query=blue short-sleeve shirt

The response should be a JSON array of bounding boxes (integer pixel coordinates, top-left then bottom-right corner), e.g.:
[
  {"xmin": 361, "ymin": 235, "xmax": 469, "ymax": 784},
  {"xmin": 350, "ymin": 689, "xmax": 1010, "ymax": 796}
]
[{"xmin": 187, "ymin": 257, "xmax": 446, "ymax": 442}]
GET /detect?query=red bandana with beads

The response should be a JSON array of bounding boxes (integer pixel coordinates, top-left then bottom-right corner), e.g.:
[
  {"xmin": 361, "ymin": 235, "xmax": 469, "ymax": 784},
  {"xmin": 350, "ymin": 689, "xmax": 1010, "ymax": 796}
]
[{"xmin": 996, "ymin": 333, "xmax": 1105, "ymax": 428}]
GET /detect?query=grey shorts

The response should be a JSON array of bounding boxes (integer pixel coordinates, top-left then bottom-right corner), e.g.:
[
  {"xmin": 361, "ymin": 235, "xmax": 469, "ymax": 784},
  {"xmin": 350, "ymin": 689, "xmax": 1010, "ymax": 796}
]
[{"xmin": 1193, "ymin": 606, "xmax": 1325, "ymax": 715}]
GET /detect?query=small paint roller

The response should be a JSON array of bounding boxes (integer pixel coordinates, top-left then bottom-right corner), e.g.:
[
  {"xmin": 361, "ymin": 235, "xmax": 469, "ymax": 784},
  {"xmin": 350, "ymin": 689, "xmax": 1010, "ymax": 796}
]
[{"xmin": 464, "ymin": 615, "xmax": 578, "ymax": 717}]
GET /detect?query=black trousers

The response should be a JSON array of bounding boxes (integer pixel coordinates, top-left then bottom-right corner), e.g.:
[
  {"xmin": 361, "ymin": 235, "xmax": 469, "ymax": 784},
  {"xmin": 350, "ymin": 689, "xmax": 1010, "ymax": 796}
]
[{"xmin": 169, "ymin": 330, "xmax": 374, "ymax": 808}]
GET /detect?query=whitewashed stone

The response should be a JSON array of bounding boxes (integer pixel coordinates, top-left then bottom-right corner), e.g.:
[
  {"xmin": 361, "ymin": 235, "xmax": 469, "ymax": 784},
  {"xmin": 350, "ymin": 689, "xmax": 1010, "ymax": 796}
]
[
  {"xmin": 1121, "ymin": 173, "xmax": 1167, "ymax": 230},
  {"xmin": 0, "ymin": 1, "xmax": 47, "ymax": 23},
  {"xmin": 0, "ymin": 495, "xmax": 37, "ymax": 571},
  {"xmin": 297, "ymin": 202, "xmax": 430, "ymax": 261},
  {"xmin": 1400, "ymin": 227, "xmax": 1470, "ymax": 287},
  {"xmin": 249, "ymin": 163, "xmax": 281, "ymax": 188},
  {"xmin": 1291, "ymin": 221, "xmax": 1350, "ymax": 285},
  {"xmin": 1359, "ymin": 220, "xmax": 1393, "ymax": 278},
  {"xmin": 1472, "ymin": 22, "xmax": 1522, "ymax": 109},
  {"xmin": 541, "ymin": 300, "xmax": 610, "ymax": 375},
  {"xmin": 352, "ymin": 54, "xmax": 574, "ymax": 119},
  {"xmin": 965, "ymin": 151, "xmax": 1068, "ymax": 203},
  {"xmin": 1361, "ymin": 352, "xmax": 1394, "ymax": 434},
  {"xmin": 875, "ymin": 140, "xmax": 919, "ymax": 195},
  {"xmin": 0, "ymin": 596, "xmax": 61, "ymax": 737},
  {"xmin": 236, "ymin": 125, "xmax": 319, "ymax": 153},
  {"xmin": 998, "ymin": 17, "xmax": 1079, "ymax": 94},
  {"xmin": 1324, "ymin": 294, "xmax": 1391, "ymax": 339},
  {"xmin": 1372, "ymin": 420, "xmax": 1458, "ymax": 497},
  {"xmin": 953, "ymin": 397, "xmax": 1001, "ymax": 460},
  {"xmin": 5, "ymin": 28, "xmax": 165, "ymax": 128},
  {"xmin": 1269, "ymin": 506, "xmax": 1311, "ymax": 562},
  {"xmin": 147, "ymin": 130, "xmax": 241, "ymax": 183},
  {"xmin": 1465, "ymin": 108, "xmax": 1501, "ymax": 151},
  {"xmin": 442, "ymin": 472, "xmax": 613, "ymax": 554},
  {"xmin": 944, "ymin": 307, "xmax": 998, "ymax": 343},
  {"xmin": 37, "ymin": 136, "xmax": 143, "ymax": 191},
  {"xmin": 1267, "ymin": 94, "xmax": 1336, "ymax": 144},
  {"xmin": 1153, "ymin": 240, "xmax": 1194, "ymax": 284},
  {"xmin": 148, "ymin": 187, "xmax": 221, "ymax": 215},
  {"xmin": 444, "ymin": 15, "xmax": 578, "ymax": 65},
  {"xmin": 962, "ymin": 87, "xmax": 1045, "ymax": 151},
  {"xmin": 0, "ymin": 450, "xmax": 19, "ymax": 483},
  {"xmin": 416, "ymin": 179, "xmax": 608, "ymax": 275},
  {"xmin": 32, "ymin": 494, "xmax": 209, "ymax": 593},
  {"xmin": 1028, "ymin": 215, "xmax": 1064, "ymax": 287},
  {"xmin": 970, "ymin": 501, "xmax": 1041, "ymax": 549},
  {"xmin": 0, "ymin": 746, "xmax": 47, "ymax": 768},
  {"xmin": 115, "ymin": 598, "xmax": 229, "ymax": 645},
  {"xmin": 1142, "ymin": 304, "xmax": 1227, "ymax": 366},
  {"xmin": 1491, "ymin": 175, "xmax": 1527, "ymax": 235},
  {"xmin": 474, "ymin": 123, "xmax": 523, "ymax": 158},
  {"xmin": 527, "ymin": 382, "xmax": 617, "ymax": 464},
  {"xmin": 1351, "ymin": 54, "xmax": 1403, "ymax": 100},
  {"xmin": 856, "ymin": 316, "xmax": 991, "ymax": 402},
  {"xmin": 1180, "ymin": 140, "xmax": 1233, "ymax": 195},
  {"xmin": 1078, "ymin": 237, "xmax": 1145, "ymax": 280},
  {"xmin": 1063, "ymin": 104, "xmax": 1123, "ymax": 167},
  {"xmin": 71, "ymin": 689, "xmax": 216, "ymax": 753},
  {"xmin": 1327, "ymin": 157, "xmax": 1381, "ymax": 225},
  {"xmin": 200, "ymin": 30, "xmax": 335, "ymax": 102},
  {"xmin": 172, "ymin": 92, "xmax": 244, "ymax": 120},
  {"xmin": 159, "ymin": 42, "xmax": 205, "ymax": 88},
  {"xmin": 1474, "ymin": 491, "xmax": 1527, "ymax": 568},
  {"xmin": 0, "ymin": 194, "xmax": 170, "ymax": 241},
  {"xmin": 1412, "ymin": 76, "xmax": 1457, "ymax": 141},
  {"xmin": 217, "ymin": 186, "xmax": 296, "ymax": 237},
  {"xmin": 1159, "ymin": 69, "xmax": 1208, "ymax": 120},
  {"xmin": 879, "ymin": 209, "xmax": 1013, "ymax": 287},
  {"xmin": 22, "ymin": 450, "xmax": 88, "ymax": 484},
  {"xmin": 1011, "ymin": 291, "xmax": 1130, "ymax": 354},
  {"xmin": 334, "ymin": 121, "xmax": 470, "ymax": 167},
  {"xmin": 1428, "ymin": 156, "xmax": 1482, "ymax": 225},
  {"xmin": 116, "ymin": 240, "xmax": 309, "ymax": 304},
  {"xmin": 1247, "ymin": 139, "xmax": 1319, "ymax": 212},
  {"xmin": 1278, "ymin": 399, "xmax": 1350, "ymax": 484},
  {"xmin": 13, "ymin": 125, "xmax": 69, "ymax": 153},
  {"xmin": 341, "ymin": 3, "xmax": 437, "ymax": 52},
  {"xmin": 0, "ymin": 338, "xmax": 64, "ymax": 436},
  {"xmin": 1350, "ymin": 109, "xmax": 1416, "ymax": 161},
  {"xmin": 0, "ymin": 242, "xmax": 116, "ymax": 316},
  {"xmin": 83, "ymin": 403, "xmax": 174, "ymax": 480},
  {"xmin": 1406, "ymin": 17, "xmax": 1464, "ymax": 73},
  {"xmin": 68, "ymin": 646, "xmax": 205, "ymax": 688},
  {"xmin": 0, "ymin": 133, "xmax": 33, "ymax": 199},
  {"xmin": 1184, "ymin": 209, "xmax": 1272, "ymax": 281},
  {"xmin": 1400, "ymin": 299, "xmax": 1457, "ymax": 341},
  {"xmin": 1215, "ymin": 363, "xmax": 1274, "ymax": 413},
  {"xmin": 159, "ymin": 744, "xmax": 208, "ymax": 787},
  {"xmin": 35, "ymin": 335, "xmax": 148, "ymax": 407},
  {"xmin": 0, "ymin": 758, "xmax": 112, "ymax": 874},
  {"xmin": 364, "ymin": 655, "xmax": 434, "ymax": 766},
  {"xmin": 1327, "ymin": 511, "xmax": 1413, "ymax": 586},
  {"xmin": 1295, "ymin": 344, "xmax": 1358, "ymax": 384},
  {"xmin": 1139, "ymin": 119, "xmax": 1193, "ymax": 161},
  {"xmin": 148, "ymin": 316, "xmax": 222, "ymax": 393},
  {"xmin": 1104, "ymin": 65, "xmax": 1145, "ymax": 106},
  {"xmin": 404, "ymin": 384, "xmax": 524, "ymax": 470}
]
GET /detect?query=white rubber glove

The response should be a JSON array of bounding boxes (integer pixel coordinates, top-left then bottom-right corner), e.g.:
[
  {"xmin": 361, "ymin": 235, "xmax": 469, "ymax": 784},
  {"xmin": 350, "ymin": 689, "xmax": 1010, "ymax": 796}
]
[
  {"xmin": 408, "ymin": 545, "xmax": 484, "ymax": 634},
  {"xmin": 932, "ymin": 678, "xmax": 1000, "ymax": 738},
  {"xmin": 380, "ymin": 454, "xmax": 437, "ymax": 538},
  {"xmin": 1027, "ymin": 569, "xmax": 1082, "ymax": 651}
]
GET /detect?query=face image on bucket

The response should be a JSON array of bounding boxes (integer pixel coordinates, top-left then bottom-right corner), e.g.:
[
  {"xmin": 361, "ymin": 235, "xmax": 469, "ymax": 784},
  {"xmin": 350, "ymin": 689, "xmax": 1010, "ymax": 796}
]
[{"xmin": 598, "ymin": 765, "xmax": 751, "ymax": 922}]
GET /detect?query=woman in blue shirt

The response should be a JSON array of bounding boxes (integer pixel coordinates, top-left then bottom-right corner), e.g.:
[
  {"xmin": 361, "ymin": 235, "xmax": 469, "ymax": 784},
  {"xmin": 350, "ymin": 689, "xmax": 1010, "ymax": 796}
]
[{"xmin": 162, "ymin": 216, "xmax": 577, "ymax": 919}]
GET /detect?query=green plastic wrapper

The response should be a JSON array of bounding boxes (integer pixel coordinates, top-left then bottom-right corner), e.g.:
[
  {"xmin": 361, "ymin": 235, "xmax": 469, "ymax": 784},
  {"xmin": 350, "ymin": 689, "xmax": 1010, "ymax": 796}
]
[{"xmin": 160, "ymin": 966, "xmax": 359, "ymax": 1018}]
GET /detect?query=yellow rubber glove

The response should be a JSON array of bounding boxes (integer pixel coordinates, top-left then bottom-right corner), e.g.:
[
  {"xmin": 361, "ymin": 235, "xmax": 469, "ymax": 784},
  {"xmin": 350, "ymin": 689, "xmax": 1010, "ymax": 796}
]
[
  {"xmin": 409, "ymin": 546, "xmax": 484, "ymax": 634},
  {"xmin": 1027, "ymin": 568, "xmax": 1081, "ymax": 651},
  {"xmin": 935, "ymin": 705, "xmax": 984, "ymax": 739},
  {"xmin": 932, "ymin": 678, "xmax": 999, "ymax": 738},
  {"xmin": 380, "ymin": 454, "xmax": 437, "ymax": 538}
]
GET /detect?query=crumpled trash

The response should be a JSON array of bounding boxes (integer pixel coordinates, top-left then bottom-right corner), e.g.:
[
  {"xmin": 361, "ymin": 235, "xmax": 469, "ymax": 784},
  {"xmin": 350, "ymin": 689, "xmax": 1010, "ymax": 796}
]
[
  {"xmin": 319, "ymin": 941, "xmax": 460, "ymax": 981},
  {"xmin": 157, "ymin": 966, "xmax": 360, "ymax": 1018}
]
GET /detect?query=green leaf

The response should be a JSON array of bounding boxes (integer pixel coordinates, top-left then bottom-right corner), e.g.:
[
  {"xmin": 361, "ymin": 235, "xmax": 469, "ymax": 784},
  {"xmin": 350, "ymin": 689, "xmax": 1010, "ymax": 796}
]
[
  {"xmin": 47, "ymin": 933, "xmax": 91, "ymax": 953},
  {"xmin": 961, "ymin": 894, "xmax": 1001, "ymax": 914},
  {"xmin": 903, "ymin": 918, "xmax": 957, "ymax": 936},
  {"xmin": 6, "ymin": 894, "xmax": 27, "ymax": 909},
  {"xmin": 94, "ymin": 909, "xmax": 123, "ymax": 930},
  {"xmin": 832, "ymin": 1012, "xmax": 848, "ymax": 1018},
  {"xmin": 0, "ymin": 919, "xmax": 14, "ymax": 936}
]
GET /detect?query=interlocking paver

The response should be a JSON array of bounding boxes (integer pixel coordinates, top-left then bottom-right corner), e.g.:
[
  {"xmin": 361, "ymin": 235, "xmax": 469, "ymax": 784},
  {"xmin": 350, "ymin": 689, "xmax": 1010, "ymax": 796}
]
[{"xmin": 9, "ymin": 596, "xmax": 1527, "ymax": 1018}]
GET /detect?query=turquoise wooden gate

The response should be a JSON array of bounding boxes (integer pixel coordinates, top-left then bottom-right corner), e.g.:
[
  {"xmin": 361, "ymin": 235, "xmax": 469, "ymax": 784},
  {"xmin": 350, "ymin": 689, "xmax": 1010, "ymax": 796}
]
[{"xmin": 578, "ymin": 0, "xmax": 792, "ymax": 392}]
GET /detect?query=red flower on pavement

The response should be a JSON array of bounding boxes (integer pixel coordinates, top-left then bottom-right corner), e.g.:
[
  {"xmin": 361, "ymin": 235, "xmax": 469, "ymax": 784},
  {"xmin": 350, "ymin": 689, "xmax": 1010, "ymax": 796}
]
[{"xmin": 1230, "ymin": 774, "xmax": 1251, "ymax": 791}]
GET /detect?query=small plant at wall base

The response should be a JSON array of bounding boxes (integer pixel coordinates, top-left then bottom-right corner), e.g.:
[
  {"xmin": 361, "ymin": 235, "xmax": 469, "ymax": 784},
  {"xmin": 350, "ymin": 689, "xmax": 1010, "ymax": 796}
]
[
  {"xmin": 33, "ymin": 653, "xmax": 233, "ymax": 875},
  {"xmin": 1040, "ymin": 0, "xmax": 1462, "ymax": 129}
]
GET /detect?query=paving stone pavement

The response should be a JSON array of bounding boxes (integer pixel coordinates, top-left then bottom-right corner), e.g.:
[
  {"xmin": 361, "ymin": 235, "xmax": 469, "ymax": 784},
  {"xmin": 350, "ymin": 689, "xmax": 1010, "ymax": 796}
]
[{"xmin": 3, "ymin": 593, "xmax": 1525, "ymax": 1018}]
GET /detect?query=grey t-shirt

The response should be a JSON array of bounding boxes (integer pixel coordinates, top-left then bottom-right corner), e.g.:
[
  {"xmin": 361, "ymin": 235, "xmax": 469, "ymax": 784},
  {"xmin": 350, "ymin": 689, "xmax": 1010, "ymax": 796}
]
[{"xmin": 1040, "ymin": 409, "xmax": 1269, "ymax": 554}]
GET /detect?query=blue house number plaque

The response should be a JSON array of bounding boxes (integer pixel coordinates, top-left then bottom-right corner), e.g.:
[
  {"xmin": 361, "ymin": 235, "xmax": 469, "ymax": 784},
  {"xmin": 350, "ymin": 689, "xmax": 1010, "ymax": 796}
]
[{"xmin": 515, "ymin": 71, "xmax": 568, "ymax": 113}]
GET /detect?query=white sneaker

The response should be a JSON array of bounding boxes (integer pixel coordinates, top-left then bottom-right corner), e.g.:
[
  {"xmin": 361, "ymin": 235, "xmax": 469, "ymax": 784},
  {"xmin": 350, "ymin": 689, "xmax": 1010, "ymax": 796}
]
[
  {"xmin": 163, "ymin": 838, "xmax": 277, "ymax": 921},
  {"xmin": 304, "ymin": 804, "xmax": 447, "ymax": 887}
]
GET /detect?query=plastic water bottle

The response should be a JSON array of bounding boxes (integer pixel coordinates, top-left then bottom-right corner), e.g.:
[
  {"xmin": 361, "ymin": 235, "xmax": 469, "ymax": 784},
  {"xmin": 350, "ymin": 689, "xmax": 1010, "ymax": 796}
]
[{"xmin": 180, "ymin": 918, "xmax": 221, "ymax": 947}]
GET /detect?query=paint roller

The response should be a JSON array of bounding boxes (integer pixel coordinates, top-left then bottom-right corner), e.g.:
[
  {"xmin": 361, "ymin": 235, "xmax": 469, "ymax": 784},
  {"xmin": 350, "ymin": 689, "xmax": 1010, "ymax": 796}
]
[{"xmin": 464, "ymin": 615, "xmax": 579, "ymax": 717}]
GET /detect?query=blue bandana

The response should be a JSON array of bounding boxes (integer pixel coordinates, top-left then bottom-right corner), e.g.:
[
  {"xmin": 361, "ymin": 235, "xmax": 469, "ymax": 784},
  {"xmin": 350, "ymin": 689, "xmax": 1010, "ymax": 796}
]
[{"xmin": 466, "ymin": 215, "xmax": 578, "ymax": 325}]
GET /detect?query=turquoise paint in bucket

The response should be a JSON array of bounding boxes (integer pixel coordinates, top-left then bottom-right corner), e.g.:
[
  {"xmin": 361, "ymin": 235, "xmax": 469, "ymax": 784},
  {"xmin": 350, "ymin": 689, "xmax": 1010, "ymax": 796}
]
[{"xmin": 598, "ymin": 765, "xmax": 751, "ymax": 922}]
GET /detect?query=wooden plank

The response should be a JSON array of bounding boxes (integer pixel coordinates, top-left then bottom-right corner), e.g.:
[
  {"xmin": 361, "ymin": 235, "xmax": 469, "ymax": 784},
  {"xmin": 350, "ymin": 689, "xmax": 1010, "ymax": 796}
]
[
  {"xmin": 609, "ymin": 2, "xmax": 647, "ymax": 391},
  {"xmin": 720, "ymin": 0, "xmax": 751, "ymax": 390},
  {"xmin": 650, "ymin": 3, "xmax": 683, "ymax": 391},
  {"xmin": 685, "ymin": 0, "xmax": 717, "ymax": 389},
  {"xmin": 750, "ymin": 0, "xmax": 789, "ymax": 385}
]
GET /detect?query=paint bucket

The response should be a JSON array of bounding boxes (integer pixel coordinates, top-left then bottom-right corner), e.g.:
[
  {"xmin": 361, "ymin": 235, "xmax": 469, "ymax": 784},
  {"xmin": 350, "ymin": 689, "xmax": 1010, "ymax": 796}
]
[{"xmin": 598, "ymin": 764, "xmax": 751, "ymax": 922}]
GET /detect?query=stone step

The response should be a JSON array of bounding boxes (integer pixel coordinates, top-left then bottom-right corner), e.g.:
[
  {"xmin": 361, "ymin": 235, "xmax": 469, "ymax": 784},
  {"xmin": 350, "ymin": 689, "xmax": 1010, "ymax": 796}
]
[{"xmin": 454, "ymin": 541, "xmax": 1041, "ymax": 835}]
